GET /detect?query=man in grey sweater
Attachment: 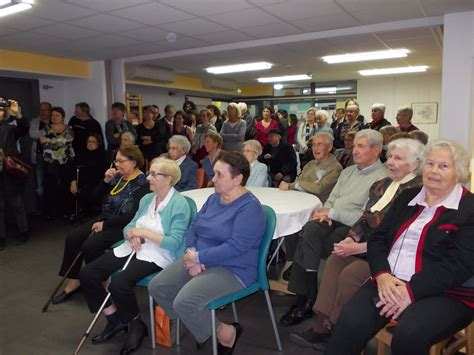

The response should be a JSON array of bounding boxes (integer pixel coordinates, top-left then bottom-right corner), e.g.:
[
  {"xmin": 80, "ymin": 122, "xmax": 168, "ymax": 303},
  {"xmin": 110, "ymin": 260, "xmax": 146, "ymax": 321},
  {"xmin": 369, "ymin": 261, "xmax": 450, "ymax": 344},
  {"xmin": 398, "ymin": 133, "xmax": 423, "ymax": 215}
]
[{"xmin": 280, "ymin": 129, "xmax": 387, "ymax": 327}]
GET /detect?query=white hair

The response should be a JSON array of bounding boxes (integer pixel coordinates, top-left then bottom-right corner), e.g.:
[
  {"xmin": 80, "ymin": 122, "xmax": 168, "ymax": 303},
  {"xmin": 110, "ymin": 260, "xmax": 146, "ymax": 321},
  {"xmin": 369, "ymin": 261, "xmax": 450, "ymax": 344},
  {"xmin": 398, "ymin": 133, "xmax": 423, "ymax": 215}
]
[
  {"xmin": 355, "ymin": 129, "xmax": 383, "ymax": 148},
  {"xmin": 169, "ymin": 135, "xmax": 191, "ymax": 153},
  {"xmin": 372, "ymin": 103, "xmax": 386, "ymax": 112},
  {"xmin": 427, "ymin": 139, "xmax": 470, "ymax": 183},
  {"xmin": 312, "ymin": 131, "xmax": 334, "ymax": 145},
  {"xmin": 315, "ymin": 109, "xmax": 329, "ymax": 121},
  {"xmin": 237, "ymin": 102, "xmax": 247, "ymax": 112},
  {"xmin": 387, "ymin": 138, "xmax": 426, "ymax": 175},
  {"xmin": 243, "ymin": 139, "xmax": 262, "ymax": 156}
]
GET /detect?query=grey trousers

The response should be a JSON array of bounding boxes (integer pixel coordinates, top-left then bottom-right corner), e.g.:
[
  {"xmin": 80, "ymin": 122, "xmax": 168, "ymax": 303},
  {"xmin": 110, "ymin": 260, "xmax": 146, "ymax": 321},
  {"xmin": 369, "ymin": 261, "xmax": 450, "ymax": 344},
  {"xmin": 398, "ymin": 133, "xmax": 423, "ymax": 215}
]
[{"xmin": 148, "ymin": 258, "xmax": 244, "ymax": 343}]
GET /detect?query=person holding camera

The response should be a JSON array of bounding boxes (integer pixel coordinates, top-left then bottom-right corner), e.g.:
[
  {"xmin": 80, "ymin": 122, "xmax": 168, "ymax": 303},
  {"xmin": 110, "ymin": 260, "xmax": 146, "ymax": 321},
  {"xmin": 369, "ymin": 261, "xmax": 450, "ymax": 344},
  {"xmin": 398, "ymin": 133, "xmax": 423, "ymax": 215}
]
[{"xmin": 0, "ymin": 99, "xmax": 29, "ymax": 250}]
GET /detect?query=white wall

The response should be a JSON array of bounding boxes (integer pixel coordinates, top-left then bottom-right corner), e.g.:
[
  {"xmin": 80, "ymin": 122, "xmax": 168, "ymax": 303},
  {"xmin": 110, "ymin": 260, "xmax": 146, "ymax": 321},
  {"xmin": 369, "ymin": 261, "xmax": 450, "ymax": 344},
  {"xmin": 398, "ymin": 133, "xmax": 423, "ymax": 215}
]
[
  {"xmin": 126, "ymin": 84, "xmax": 187, "ymax": 112},
  {"xmin": 357, "ymin": 73, "xmax": 441, "ymax": 141}
]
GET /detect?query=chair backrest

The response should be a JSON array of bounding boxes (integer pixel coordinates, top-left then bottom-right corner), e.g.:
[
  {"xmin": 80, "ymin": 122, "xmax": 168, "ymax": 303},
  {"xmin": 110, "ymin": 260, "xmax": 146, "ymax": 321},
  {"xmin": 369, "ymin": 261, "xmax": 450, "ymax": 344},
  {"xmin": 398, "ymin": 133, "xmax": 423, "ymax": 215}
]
[
  {"xmin": 197, "ymin": 168, "xmax": 207, "ymax": 188},
  {"xmin": 257, "ymin": 205, "xmax": 277, "ymax": 291},
  {"xmin": 267, "ymin": 175, "xmax": 273, "ymax": 187},
  {"xmin": 184, "ymin": 195, "xmax": 198, "ymax": 223}
]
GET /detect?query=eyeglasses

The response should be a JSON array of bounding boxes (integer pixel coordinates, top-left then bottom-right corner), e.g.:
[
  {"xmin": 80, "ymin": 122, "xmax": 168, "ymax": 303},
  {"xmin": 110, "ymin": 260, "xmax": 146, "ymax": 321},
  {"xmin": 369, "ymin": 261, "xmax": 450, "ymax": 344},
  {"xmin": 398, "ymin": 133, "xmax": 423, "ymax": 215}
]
[
  {"xmin": 148, "ymin": 171, "xmax": 168, "ymax": 178},
  {"xmin": 114, "ymin": 159, "xmax": 130, "ymax": 165}
]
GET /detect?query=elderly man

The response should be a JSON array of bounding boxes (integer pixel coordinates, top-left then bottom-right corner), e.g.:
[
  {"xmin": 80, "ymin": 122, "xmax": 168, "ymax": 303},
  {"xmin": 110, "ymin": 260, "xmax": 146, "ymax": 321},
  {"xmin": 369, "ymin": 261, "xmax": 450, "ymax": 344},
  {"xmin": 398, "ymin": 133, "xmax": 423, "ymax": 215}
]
[
  {"xmin": 365, "ymin": 103, "xmax": 391, "ymax": 131},
  {"xmin": 260, "ymin": 128, "xmax": 297, "ymax": 185},
  {"xmin": 280, "ymin": 129, "xmax": 387, "ymax": 327},
  {"xmin": 279, "ymin": 132, "xmax": 342, "ymax": 204},
  {"xmin": 168, "ymin": 135, "xmax": 198, "ymax": 191},
  {"xmin": 68, "ymin": 102, "xmax": 104, "ymax": 157},
  {"xmin": 105, "ymin": 102, "xmax": 136, "ymax": 152},
  {"xmin": 396, "ymin": 106, "xmax": 419, "ymax": 132}
]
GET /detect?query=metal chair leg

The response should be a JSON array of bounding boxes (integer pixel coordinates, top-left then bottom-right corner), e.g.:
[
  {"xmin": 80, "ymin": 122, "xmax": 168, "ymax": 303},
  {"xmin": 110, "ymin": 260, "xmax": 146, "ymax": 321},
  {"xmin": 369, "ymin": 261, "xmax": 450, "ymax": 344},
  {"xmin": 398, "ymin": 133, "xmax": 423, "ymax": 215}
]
[
  {"xmin": 176, "ymin": 318, "xmax": 180, "ymax": 346},
  {"xmin": 231, "ymin": 303, "xmax": 239, "ymax": 323},
  {"xmin": 264, "ymin": 290, "xmax": 282, "ymax": 351},
  {"xmin": 211, "ymin": 309, "xmax": 218, "ymax": 355},
  {"xmin": 148, "ymin": 295, "xmax": 155, "ymax": 349}
]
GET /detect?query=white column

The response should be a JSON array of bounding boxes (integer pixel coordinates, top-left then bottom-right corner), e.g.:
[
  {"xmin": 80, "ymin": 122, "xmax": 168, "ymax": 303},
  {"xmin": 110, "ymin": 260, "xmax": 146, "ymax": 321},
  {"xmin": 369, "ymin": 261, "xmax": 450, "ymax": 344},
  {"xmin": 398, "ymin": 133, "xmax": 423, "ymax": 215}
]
[
  {"xmin": 440, "ymin": 11, "xmax": 474, "ymax": 153},
  {"xmin": 110, "ymin": 58, "xmax": 126, "ymax": 103}
]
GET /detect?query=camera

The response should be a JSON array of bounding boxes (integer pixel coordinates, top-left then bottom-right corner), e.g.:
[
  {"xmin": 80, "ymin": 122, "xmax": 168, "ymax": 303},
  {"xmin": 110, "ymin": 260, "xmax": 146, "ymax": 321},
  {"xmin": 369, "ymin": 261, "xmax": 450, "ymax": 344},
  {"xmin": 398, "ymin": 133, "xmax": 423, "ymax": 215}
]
[{"xmin": 0, "ymin": 98, "xmax": 12, "ymax": 109}]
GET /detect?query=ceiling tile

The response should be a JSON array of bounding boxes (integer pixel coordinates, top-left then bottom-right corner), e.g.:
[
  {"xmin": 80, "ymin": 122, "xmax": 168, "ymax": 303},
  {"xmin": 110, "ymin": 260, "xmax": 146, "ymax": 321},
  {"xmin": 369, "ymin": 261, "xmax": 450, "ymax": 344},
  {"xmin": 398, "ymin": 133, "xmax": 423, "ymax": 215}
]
[
  {"xmin": 208, "ymin": 8, "xmax": 282, "ymax": 29},
  {"xmin": 375, "ymin": 27, "xmax": 434, "ymax": 41},
  {"xmin": 337, "ymin": 0, "xmax": 424, "ymax": 23},
  {"xmin": 72, "ymin": 34, "xmax": 139, "ymax": 49},
  {"xmin": 262, "ymin": 0, "xmax": 342, "ymax": 21},
  {"xmin": 111, "ymin": 2, "xmax": 195, "ymax": 26},
  {"xmin": 0, "ymin": 14, "xmax": 53, "ymax": 30},
  {"xmin": 198, "ymin": 30, "xmax": 255, "ymax": 44},
  {"xmin": 420, "ymin": 0, "xmax": 474, "ymax": 16},
  {"xmin": 159, "ymin": 18, "xmax": 229, "ymax": 36},
  {"xmin": 160, "ymin": 0, "xmax": 254, "ymax": 16},
  {"xmin": 26, "ymin": 0, "xmax": 97, "ymax": 21},
  {"xmin": 154, "ymin": 37, "xmax": 212, "ymax": 50},
  {"xmin": 295, "ymin": 13, "xmax": 361, "ymax": 32},
  {"xmin": 0, "ymin": 32, "xmax": 66, "ymax": 49},
  {"xmin": 64, "ymin": 0, "xmax": 155, "ymax": 12},
  {"xmin": 239, "ymin": 21, "xmax": 302, "ymax": 38},
  {"xmin": 70, "ymin": 13, "xmax": 144, "ymax": 33},
  {"xmin": 119, "ymin": 26, "xmax": 170, "ymax": 42},
  {"xmin": 248, "ymin": 0, "xmax": 288, "ymax": 5},
  {"xmin": 33, "ymin": 24, "xmax": 100, "ymax": 40}
]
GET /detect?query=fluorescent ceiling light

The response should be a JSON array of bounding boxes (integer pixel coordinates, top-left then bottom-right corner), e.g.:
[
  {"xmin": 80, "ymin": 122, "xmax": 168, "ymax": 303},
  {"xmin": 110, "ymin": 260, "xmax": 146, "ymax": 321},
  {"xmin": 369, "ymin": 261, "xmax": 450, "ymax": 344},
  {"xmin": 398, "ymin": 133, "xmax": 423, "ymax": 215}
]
[
  {"xmin": 359, "ymin": 65, "xmax": 428, "ymax": 76},
  {"xmin": 322, "ymin": 49, "xmax": 409, "ymax": 64},
  {"xmin": 206, "ymin": 61, "xmax": 272, "ymax": 74},
  {"xmin": 315, "ymin": 86, "xmax": 351, "ymax": 93},
  {"xmin": 273, "ymin": 84, "xmax": 284, "ymax": 90},
  {"xmin": 0, "ymin": 0, "xmax": 33, "ymax": 17},
  {"xmin": 257, "ymin": 74, "xmax": 312, "ymax": 83}
]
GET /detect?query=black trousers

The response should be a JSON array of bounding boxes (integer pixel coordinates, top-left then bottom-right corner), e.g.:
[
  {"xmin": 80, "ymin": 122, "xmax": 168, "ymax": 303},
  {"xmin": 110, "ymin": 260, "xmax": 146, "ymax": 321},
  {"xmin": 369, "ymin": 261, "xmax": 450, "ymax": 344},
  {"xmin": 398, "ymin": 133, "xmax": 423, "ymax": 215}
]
[
  {"xmin": 326, "ymin": 281, "xmax": 474, "ymax": 355},
  {"xmin": 44, "ymin": 161, "xmax": 72, "ymax": 217},
  {"xmin": 80, "ymin": 251, "xmax": 161, "ymax": 324},
  {"xmin": 58, "ymin": 222, "xmax": 124, "ymax": 279},
  {"xmin": 288, "ymin": 220, "xmax": 349, "ymax": 297}
]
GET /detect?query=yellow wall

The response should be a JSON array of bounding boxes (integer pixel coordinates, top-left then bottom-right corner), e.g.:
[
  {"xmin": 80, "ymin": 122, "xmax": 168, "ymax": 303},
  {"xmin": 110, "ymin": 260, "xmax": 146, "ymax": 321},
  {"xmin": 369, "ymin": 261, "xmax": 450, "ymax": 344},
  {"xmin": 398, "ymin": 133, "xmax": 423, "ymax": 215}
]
[
  {"xmin": 0, "ymin": 49, "xmax": 89, "ymax": 78},
  {"xmin": 126, "ymin": 75, "xmax": 272, "ymax": 97}
]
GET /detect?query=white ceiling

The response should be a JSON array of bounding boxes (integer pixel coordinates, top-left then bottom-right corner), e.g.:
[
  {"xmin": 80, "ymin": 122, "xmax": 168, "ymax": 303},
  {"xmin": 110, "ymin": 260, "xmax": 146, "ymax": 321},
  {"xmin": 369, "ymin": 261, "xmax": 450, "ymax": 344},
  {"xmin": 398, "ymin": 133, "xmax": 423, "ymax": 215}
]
[{"xmin": 0, "ymin": 0, "xmax": 473, "ymax": 83}]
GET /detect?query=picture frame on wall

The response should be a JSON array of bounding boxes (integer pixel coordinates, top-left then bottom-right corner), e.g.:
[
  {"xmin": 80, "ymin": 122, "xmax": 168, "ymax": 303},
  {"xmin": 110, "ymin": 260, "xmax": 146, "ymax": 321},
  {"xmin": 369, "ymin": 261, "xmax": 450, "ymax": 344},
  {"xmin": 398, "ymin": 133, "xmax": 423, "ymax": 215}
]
[{"xmin": 411, "ymin": 102, "xmax": 438, "ymax": 124}]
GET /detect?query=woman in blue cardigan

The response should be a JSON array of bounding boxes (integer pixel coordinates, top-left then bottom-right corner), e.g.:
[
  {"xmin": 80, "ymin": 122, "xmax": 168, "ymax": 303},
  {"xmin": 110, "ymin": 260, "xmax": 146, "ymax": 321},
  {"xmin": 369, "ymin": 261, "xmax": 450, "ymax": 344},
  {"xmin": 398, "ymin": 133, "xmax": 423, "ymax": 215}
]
[
  {"xmin": 149, "ymin": 151, "xmax": 266, "ymax": 354},
  {"xmin": 79, "ymin": 157, "xmax": 191, "ymax": 355}
]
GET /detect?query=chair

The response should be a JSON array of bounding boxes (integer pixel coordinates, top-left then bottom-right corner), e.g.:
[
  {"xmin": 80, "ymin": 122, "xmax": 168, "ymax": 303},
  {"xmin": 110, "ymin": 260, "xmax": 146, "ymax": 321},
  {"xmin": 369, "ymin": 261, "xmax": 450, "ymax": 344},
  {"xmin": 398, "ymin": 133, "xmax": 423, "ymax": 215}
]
[
  {"xmin": 197, "ymin": 168, "xmax": 208, "ymax": 188},
  {"xmin": 374, "ymin": 320, "xmax": 474, "ymax": 355},
  {"xmin": 176, "ymin": 205, "xmax": 282, "ymax": 354}
]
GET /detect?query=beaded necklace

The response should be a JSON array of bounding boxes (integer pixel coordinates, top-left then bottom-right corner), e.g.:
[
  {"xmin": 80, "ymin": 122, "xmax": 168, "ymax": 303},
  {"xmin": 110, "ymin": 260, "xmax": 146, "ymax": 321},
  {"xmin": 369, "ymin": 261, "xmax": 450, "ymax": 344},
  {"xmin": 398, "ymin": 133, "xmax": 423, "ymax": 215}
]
[{"xmin": 109, "ymin": 171, "xmax": 141, "ymax": 196}]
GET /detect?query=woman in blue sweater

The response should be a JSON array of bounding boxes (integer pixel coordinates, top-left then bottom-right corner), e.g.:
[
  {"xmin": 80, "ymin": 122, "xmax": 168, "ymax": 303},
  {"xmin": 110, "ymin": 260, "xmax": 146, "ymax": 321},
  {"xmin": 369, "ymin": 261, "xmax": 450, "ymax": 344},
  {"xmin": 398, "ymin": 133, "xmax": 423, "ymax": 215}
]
[
  {"xmin": 149, "ymin": 151, "xmax": 266, "ymax": 354},
  {"xmin": 79, "ymin": 158, "xmax": 191, "ymax": 355}
]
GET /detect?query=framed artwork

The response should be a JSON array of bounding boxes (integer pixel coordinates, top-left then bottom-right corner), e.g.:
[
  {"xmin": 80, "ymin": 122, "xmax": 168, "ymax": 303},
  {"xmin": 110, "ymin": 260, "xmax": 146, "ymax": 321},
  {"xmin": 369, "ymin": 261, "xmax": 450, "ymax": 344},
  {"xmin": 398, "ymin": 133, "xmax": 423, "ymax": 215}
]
[{"xmin": 411, "ymin": 102, "xmax": 438, "ymax": 124}]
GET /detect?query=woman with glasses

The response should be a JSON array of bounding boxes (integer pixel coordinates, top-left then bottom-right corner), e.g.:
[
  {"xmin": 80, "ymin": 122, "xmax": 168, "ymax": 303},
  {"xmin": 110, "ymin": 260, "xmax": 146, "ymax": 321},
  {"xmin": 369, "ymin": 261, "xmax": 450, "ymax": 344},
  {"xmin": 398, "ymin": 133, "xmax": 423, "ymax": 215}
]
[
  {"xmin": 242, "ymin": 139, "xmax": 268, "ymax": 187},
  {"xmin": 79, "ymin": 157, "xmax": 191, "ymax": 354},
  {"xmin": 51, "ymin": 146, "xmax": 148, "ymax": 304}
]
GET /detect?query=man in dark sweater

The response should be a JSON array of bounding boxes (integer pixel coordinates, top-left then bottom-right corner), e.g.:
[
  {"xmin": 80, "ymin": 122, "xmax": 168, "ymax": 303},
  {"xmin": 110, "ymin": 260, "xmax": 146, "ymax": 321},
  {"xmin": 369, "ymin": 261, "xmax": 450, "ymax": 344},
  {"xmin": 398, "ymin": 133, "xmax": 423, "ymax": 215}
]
[
  {"xmin": 365, "ymin": 103, "xmax": 391, "ymax": 131},
  {"xmin": 68, "ymin": 102, "xmax": 103, "ymax": 158},
  {"xmin": 260, "ymin": 128, "xmax": 297, "ymax": 186}
]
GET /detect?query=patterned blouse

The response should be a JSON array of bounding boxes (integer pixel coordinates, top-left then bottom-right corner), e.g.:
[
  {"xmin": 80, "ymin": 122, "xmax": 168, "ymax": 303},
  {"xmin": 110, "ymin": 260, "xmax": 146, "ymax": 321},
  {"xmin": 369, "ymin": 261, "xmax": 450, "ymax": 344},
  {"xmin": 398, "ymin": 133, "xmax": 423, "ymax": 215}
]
[{"xmin": 43, "ymin": 125, "xmax": 75, "ymax": 164}]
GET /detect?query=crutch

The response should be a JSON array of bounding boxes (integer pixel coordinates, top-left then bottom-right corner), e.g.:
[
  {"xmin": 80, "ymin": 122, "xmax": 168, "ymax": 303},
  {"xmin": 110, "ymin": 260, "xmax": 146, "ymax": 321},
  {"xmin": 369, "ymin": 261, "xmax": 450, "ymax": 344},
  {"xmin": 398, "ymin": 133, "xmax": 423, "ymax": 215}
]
[
  {"xmin": 73, "ymin": 167, "xmax": 80, "ymax": 219},
  {"xmin": 73, "ymin": 251, "xmax": 136, "ymax": 355},
  {"xmin": 41, "ymin": 231, "xmax": 95, "ymax": 313}
]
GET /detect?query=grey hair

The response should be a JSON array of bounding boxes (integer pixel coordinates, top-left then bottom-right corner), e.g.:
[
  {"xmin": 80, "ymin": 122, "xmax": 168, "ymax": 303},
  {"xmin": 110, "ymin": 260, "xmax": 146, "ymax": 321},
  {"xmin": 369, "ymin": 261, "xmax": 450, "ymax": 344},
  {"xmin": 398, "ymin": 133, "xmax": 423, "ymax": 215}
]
[
  {"xmin": 315, "ymin": 109, "xmax": 329, "ymax": 121},
  {"xmin": 312, "ymin": 131, "xmax": 334, "ymax": 145},
  {"xmin": 169, "ymin": 135, "xmax": 191, "ymax": 153},
  {"xmin": 355, "ymin": 129, "xmax": 383, "ymax": 148},
  {"xmin": 387, "ymin": 138, "xmax": 426, "ymax": 175},
  {"xmin": 121, "ymin": 132, "xmax": 135, "ymax": 144},
  {"xmin": 427, "ymin": 139, "xmax": 470, "ymax": 183},
  {"xmin": 346, "ymin": 104, "xmax": 360, "ymax": 114},
  {"xmin": 397, "ymin": 106, "xmax": 413, "ymax": 119},
  {"xmin": 237, "ymin": 102, "xmax": 247, "ymax": 112},
  {"xmin": 243, "ymin": 139, "xmax": 263, "ymax": 156},
  {"xmin": 372, "ymin": 103, "xmax": 386, "ymax": 112}
]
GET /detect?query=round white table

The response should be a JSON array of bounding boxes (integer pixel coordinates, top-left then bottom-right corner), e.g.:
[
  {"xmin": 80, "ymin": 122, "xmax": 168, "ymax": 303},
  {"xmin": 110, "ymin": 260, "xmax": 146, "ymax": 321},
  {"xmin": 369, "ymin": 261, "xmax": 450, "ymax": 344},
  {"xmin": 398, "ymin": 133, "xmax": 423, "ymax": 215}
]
[{"xmin": 181, "ymin": 187, "xmax": 322, "ymax": 239}]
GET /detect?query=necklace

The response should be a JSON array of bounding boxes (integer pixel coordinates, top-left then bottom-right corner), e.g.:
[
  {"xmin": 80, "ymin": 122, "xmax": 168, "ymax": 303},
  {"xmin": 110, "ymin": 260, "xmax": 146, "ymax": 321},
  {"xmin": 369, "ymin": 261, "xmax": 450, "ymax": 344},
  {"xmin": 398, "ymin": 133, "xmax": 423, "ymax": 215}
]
[{"xmin": 109, "ymin": 171, "xmax": 141, "ymax": 196}]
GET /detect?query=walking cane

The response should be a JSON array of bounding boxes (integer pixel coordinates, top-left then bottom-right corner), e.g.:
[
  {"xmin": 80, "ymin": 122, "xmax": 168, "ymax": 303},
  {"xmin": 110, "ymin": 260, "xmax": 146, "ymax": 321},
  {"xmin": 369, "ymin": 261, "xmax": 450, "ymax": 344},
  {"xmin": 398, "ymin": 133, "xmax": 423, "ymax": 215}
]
[
  {"xmin": 73, "ymin": 251, "xmax": 136, "ymax": 355},
  {"xmin": 74, "ymin": 167, "xmax": 80, "ymax": 219},
  {"xmin": 41, "ymin": 231, "xmax": 95, "ymax": 313}
]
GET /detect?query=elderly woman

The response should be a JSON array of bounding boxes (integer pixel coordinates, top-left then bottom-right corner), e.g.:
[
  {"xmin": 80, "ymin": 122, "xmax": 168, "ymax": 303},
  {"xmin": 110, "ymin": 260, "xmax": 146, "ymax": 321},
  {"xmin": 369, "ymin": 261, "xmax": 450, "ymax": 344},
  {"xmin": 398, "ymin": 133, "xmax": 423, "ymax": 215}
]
[
  {"xmin": 326, "ymin": 139, "xmax": 474, "ymax": 355},
  {"xmin": 296, "ymin": 107, "xmax": 317, "ymax": 158},
  {"xmin": 149, "ymin": 151, "xmax": 265, "ymax": 353},
  {"xmin": 242, "ymin": 139, "xmax": 268, "ymax": 187},
  {"xmin": 192, "ymin": 108, "xmax": 217, "ymax": 163},
  {"xmin": 52, "ymin": 146, "xmax": 148, "ymax": 304},
  {"xmin": 220, "ymin": 103, "xmax": 246, "ymax": 152},
  {"xmin": 120, "ymin": 132, "xmax": 135, "ymax": 148},
  {"xmin": 339, "ymin": 104, "xmax": 363, "ymax": 145},
  {"xmin": 201, "ymin": 131, "xmax": 223, "ymax": 186},
  {"xmin": 255, "ymin": 105, "xmax": 279, "ymax": 148},
  {"xmin": 168, "ymin": 135, "xmax": 198, "ymax": 191},
  {"xmin": 290, "ymin": 138, "xmax": 425, "ymax": 348},
  {"xmin": 79, "ymin": 158, "xmax": 191, "ymax": 354},
  {"xmin": 314, "ymin": 110, "xmax": 334, "ymax": 136}
]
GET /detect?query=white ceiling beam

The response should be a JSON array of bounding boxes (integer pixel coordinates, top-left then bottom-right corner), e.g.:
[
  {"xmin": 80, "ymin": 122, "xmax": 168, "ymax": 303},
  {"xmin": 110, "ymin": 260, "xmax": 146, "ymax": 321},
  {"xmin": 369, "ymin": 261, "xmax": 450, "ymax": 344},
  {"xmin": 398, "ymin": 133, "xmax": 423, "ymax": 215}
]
[{"xmin": 124, "ymin": 15, "xmax": 443, "ymax": 64}]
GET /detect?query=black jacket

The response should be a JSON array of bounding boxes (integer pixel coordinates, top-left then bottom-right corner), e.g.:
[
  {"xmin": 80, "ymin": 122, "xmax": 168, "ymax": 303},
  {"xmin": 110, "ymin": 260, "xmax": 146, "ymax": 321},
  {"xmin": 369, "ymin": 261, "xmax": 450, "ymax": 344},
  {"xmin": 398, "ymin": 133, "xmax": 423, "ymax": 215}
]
[{"xmin": 260, "ymin": 141, "xmax": 297, "ymax": 179}]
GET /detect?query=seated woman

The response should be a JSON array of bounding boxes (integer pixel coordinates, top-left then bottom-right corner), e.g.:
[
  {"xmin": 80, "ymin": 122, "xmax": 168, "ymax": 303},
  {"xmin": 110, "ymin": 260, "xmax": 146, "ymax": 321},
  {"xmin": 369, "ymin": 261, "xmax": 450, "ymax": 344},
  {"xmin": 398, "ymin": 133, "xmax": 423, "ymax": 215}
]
[
  {"xmin": 242, "ymin": 139, "xmax": 268, "ymax": 187},
  {"xmin": 79, "ymin": 158, "xmax": 191, "ymax": 354},
  {"xmin": 201, "ymin": 131, "xmax": 223, "ymax": 187},
  {"xmin": 326, "ymin": 139, "xmax": 474, "ymax": 355},
  {"xmin": 148, "ymin": 151, "xmax": 265, "ymax": 353},
  {"xmin": 168, "ymin": 135, "xmax": 198, "ymax": 192},
  {"xmin": 289, "ymin": 138, "xmax": 424, "ymax": 345},
  {"xmin": 69, "ymin": 132, "xmax": 108, "ymax": 218},
  {"xmin": 52, "ymin": 146, "xmax": 148, "ymax": 304}
]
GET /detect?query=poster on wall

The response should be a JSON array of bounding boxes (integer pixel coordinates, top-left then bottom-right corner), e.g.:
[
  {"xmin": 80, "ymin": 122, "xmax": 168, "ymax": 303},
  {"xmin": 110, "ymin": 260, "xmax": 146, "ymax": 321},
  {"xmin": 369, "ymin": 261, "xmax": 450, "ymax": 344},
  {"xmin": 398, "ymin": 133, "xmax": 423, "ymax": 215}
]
[{"xmin": 412, "ymin": 102, "xmax": 438, "ymax": 124}]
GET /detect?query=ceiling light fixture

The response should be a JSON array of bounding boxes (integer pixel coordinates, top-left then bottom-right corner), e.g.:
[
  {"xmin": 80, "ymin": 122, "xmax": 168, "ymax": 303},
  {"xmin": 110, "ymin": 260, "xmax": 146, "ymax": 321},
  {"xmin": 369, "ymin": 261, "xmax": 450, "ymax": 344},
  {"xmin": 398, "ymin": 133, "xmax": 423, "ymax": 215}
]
[
  {"xmin": 273, "ymin": 84, "xmax": 284, "ymax": 90},
  {"xmin": 315, "ymin": 86, "xmax": 352, "ymax": 93},
  {"xmin": 205, "ymin": 61, "xmax": 272, "ymax": 74},
  {"xmin": 322, "ymin": 49, "xmax": 409, "ymax": 64},
  {"xmin": 257, "ymin": 74, "xmax": 312, "ymax": 83},
  {"xmin": 0, "ymin": 0, "xmax": 33, "ymax": 17},
  {"xmin": 359, "ymin": 65, "xmax": 428, "ymax": 76}
]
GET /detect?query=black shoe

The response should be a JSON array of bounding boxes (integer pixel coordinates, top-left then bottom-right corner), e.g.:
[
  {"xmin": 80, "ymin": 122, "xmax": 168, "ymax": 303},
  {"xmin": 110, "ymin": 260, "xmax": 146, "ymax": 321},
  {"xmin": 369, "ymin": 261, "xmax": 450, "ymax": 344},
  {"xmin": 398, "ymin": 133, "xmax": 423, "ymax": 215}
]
[
  {"xmin": 51, "ymin": 286, "xmax": 81, "ymax": 305},
  {"xmin": 0, "ymin": 238, "xmax": 5, "ymax": 251},
  {"xmin": 92, "ymin": 321, "xmax": 128, "ymax": 344},
  {"xmin": 294, "ymin": 300, "xmax": 315, "ymax": 319},
  {"xmin": 120, "ymin": 317, "xmax": 148, "ymax": 354},
  {"xmin": 282, "ymin": 264, "xmax": 293, "ymax": 281},
  {"xmin": 290, "ymin": 328, "xmax": 330, "ymax": 350},
  {"xmin": 217, "ymin": 323, "xmax": 243, "ymax": 355},
  {"xmin": 15, "ymin": 232, "xmax": 28, "ymax": 245},
  {"xmin": 279, "ymin": 303, "xmax": 313, "ymax": 327}
]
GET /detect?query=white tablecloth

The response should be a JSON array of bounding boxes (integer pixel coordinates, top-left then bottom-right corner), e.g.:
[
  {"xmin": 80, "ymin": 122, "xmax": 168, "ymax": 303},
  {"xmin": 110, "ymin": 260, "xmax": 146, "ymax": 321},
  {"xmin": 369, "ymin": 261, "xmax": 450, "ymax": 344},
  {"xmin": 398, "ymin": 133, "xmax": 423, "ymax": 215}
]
[{"xmin": 182, "ymin": 187, "xmax": 322, "ymax": 239}]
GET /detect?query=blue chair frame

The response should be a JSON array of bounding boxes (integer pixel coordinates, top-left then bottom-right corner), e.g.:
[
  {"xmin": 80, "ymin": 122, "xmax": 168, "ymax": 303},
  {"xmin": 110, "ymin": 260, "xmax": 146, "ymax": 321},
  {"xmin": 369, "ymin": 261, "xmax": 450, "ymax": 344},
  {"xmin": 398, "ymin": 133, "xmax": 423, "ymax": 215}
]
[{"xmin": 175, "ymin": 205, "xmax": 282, "ymax": 354}]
